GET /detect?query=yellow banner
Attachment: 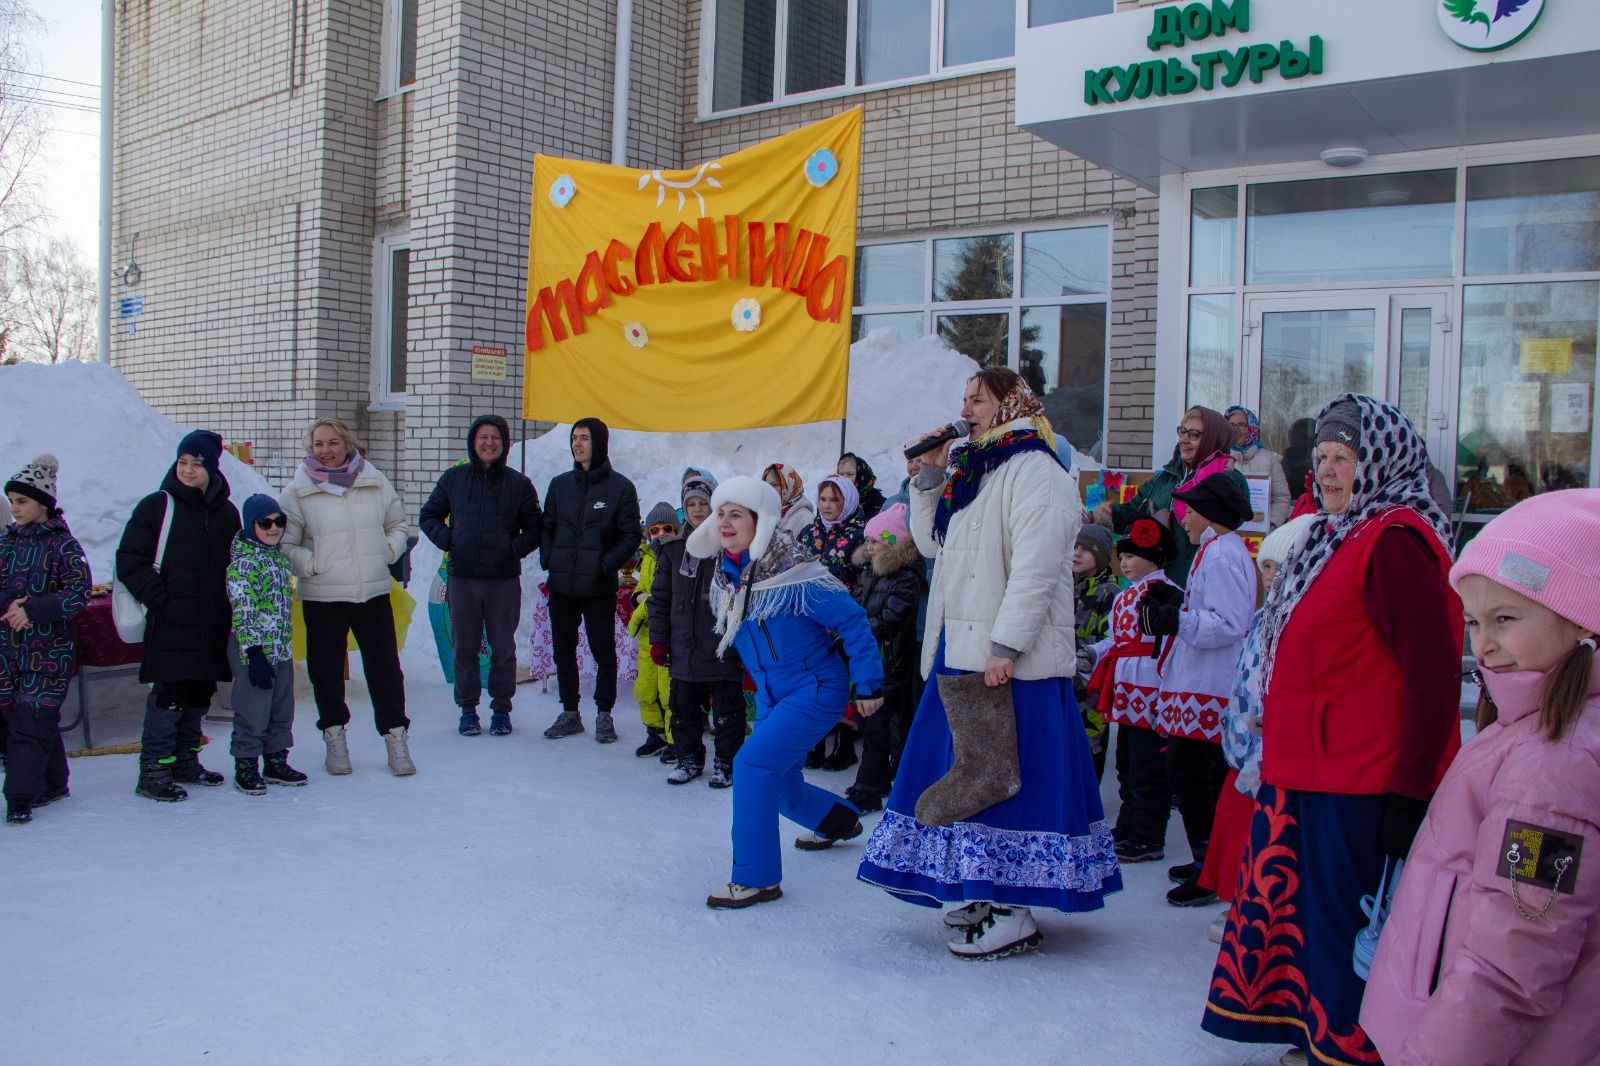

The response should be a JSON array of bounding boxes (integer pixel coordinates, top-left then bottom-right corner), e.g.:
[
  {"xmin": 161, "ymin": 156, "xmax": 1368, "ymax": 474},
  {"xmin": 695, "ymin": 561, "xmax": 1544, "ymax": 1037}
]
[{"xmin": 524, "ymin": 109, "xmax": 862, "ymax": 431}]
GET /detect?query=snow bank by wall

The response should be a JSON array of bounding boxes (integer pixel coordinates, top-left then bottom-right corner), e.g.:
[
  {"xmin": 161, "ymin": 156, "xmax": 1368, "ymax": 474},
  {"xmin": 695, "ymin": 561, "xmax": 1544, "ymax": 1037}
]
[{"xmin": 0, "ymin": 361, "xmax": 274, "ymax": 582}]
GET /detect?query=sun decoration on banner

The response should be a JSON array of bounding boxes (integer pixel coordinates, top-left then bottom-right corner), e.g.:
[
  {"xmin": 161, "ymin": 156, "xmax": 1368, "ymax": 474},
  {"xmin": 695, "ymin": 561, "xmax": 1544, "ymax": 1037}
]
[
  {"xmin": 549, "ymin": 175, "xmax": 577, "ymax": 208},
  {"xmin": 804, "ymin": 148, "xmax": 839, "ymax": 188},
  {"xmin": 731, "ymin": 298, "xmax": 762, "ymax": 332},
  {"xmin": 623, "ymin": 322, "xmax": 649, "ymax": 348},
  {"xmin": 637, "ymin": 162, "xmax": 724, "ymax": 217}
]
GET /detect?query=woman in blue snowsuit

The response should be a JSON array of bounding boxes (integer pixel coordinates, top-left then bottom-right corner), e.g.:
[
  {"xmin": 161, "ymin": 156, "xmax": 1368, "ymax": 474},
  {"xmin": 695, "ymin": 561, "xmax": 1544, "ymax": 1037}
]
[{"xmin": 687, "ymin": 476, "xmax": 885, "ymax": 909}]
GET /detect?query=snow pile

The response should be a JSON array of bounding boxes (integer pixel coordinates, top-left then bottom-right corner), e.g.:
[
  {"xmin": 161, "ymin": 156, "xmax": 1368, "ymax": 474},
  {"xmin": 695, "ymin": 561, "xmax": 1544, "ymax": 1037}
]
[
  {"xmin": 404, "ymin": 330, "xmax": 984, "ymax": 679},
  {"xmin": 0, "ymin": 360, "xmax": 275, "ymax": 581},
  {"xmin": 403, "ymin": 328, "xmax": 1101, "ymax": 680}
]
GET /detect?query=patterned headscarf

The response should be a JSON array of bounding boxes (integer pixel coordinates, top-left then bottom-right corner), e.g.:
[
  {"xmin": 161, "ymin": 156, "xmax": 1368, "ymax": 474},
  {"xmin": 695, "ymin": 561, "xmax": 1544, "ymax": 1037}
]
[
  {"xmin": 1234, "ymin": 393, "xmax": 1453, "ymax": 730},
  {"xmin": 763, "ymin": 463, "xmax": 805, "ymax": 513},
  {"xmin": 1225, "ymin": 406, "xmax": 1261, "ymax": 454},
  {"xmin": 815, "ymin": 473, "xmax": 860, "ymax": 530},
  {"xmin": 978, "ymin": 375, "xmax": 1057, "ymax": 449}
]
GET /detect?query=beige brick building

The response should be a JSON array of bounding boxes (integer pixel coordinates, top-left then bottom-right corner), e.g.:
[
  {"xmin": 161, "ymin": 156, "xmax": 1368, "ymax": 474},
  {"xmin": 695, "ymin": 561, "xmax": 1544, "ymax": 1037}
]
[{"xmin": 112, "ymin": 0, "xmax": 1160, "ymax": 507}]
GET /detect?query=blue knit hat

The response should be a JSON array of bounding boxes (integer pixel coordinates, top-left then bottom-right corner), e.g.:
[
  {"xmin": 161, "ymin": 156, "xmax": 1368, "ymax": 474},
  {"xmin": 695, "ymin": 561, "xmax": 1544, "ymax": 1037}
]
[
  {"xmin": 177, "ymin": 429, "xmax": 225, "ymax": 480},
  {"xmin": 241, "ymin": 493, "xmax": 284, "ymax": 545}
]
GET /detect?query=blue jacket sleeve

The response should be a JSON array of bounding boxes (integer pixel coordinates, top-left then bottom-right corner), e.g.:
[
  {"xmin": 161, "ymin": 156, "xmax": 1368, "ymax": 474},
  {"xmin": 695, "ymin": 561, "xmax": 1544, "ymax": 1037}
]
[{"xmin": 809, "ymin": 583, "xmax": 885, "ymax": 697}]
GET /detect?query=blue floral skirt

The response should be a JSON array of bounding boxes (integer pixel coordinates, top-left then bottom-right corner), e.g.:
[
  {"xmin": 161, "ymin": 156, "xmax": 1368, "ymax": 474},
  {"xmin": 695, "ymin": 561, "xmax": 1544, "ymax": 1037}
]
[{"xmin": 856, "ymin": 643, "xmax": 1122, "ymax": 912}]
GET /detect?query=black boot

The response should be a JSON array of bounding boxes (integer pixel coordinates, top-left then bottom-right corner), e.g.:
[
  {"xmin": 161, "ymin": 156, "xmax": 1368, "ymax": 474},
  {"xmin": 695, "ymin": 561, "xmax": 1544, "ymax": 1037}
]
[
  {"xmin": 172, "ymin": 748, "xmax": 224, "ymax": 787},
  {"xmin": 263, "ymin": 751, "xmax": 308, "ymax": 787},
  {"xmin": 6, "ymin": 797, "xmax": 32, "ymax": 825},
  {"xmin": 795, "ymin": 802, "xmax": 864, "ymax": 851},
  {"xmin": 235, "ymin": 758, "xmax": 267, "ymax": 796},
  {"xmin": 136, "ymin": 762, "xmax": 188, "ymax": 803},
  {"xmin": 634, "ymin": 727, "xmax": 669, "ymax": 759}
]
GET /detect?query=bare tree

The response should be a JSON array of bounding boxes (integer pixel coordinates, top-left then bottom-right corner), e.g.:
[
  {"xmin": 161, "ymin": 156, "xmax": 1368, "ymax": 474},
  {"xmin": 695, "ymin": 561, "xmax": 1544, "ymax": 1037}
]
[
  {"xmin": 0, "ymin": 0, "xmax": 45, "ymax": 247},
  {"xmin": 9, "ymin": 236, "xmax": 94, "ymax": 362}
]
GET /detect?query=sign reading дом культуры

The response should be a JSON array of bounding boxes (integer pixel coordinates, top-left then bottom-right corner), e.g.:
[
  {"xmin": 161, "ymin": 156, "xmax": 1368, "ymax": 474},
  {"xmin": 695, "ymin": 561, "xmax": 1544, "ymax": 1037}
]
[
  {"xmin": 1084, "ymin": 0, "xmax": 1325, "ymax": 107},
  {"xmin": 523, "ymin": 109, "xmax": 861, "ymax": 432}
]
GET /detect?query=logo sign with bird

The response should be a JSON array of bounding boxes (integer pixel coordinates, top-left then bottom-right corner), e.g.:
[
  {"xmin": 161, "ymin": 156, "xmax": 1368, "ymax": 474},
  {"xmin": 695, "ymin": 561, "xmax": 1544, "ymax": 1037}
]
[{"xmin": 1438, "ymin": 0, "xmax": 1545, "ymax": 52}]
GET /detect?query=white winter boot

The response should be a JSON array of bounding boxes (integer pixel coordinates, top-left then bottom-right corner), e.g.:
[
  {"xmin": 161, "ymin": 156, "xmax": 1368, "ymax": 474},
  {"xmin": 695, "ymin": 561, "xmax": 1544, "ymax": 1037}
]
[
  {"xmin": 942, "ymin": 901, "xmax": 993, "ymax": 929},
  {"xmin": 383, "ymin": 726, "xmax": 416, "ymax": 776},
  {"xmin": 947, "ymin": 905, "xmax": 1041, "ymax": 960},
  {"xmin": 323, "ymin": 725, "xmax": 352, "ymax": 775}
]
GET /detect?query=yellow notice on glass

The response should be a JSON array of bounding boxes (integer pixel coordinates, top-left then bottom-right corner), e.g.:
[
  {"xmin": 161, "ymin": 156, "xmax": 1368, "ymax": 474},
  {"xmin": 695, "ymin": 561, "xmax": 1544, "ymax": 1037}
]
[{"xmin": 1520, "ymin": 338, "xmax": 1573, "ymax": 375}]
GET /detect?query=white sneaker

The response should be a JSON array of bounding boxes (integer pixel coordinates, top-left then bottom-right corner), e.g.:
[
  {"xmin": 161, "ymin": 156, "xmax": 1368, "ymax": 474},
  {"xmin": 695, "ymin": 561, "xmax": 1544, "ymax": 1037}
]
[
  {"xmin": 947, "ymin": 905, "xmax": 1041, "ymax": 959},
  {"xmin": 383, "ymin": 727, "xmax": 416, "ymax": 776},
  {"xmin": 705, "ymin": 882, "xmax": 783, "ymax": 909},
  {"xmin": 323, "ymin": 725, "xmax": 352, "ymax": 775},
  {"xmin": 943, "ymin": 901, "xmax": 993, "ymax": 929},
  {"xmin": 1208, "ymin": 912, "xmax": 1228, "ymax": 944}
]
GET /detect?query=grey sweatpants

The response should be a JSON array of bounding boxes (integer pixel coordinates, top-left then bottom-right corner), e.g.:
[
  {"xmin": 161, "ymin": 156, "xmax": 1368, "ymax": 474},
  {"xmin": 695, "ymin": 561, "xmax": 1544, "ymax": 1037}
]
[
  {"xmin": 449, "ymin": 575, "xmax": 521, "ymax": 714},
  {"xmin": 227, "ymin": 637, "xmax": 296, "ymax": 759}
]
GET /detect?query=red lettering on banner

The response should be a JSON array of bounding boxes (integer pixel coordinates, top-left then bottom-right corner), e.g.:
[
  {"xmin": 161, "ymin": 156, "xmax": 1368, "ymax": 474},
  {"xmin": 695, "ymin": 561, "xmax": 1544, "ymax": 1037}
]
[
  {"xmin": 699, "ymin": 215, "xmax": 739, "ymax": 282},
  {"xmin": 664, "ymin": 222, "xmax": 700, "ymax": 282},
  {"xmin": 602, "ymin": 239, "xmax": 636, "ymax": 295}
]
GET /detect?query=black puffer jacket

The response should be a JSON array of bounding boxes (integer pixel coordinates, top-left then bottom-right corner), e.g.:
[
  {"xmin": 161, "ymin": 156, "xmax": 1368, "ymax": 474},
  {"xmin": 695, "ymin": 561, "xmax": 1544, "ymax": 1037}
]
[
  {"xmin": 851, "ymin": 539, "xmax": 925, "ymax": 695},
  {"xmin": 538, "ymin": 419, "xmax": 641, "ymax": 598},
  {"xmin": 647, "ymin": 532, "xmax": 742, "ymax": 683},
  {"xmin": 115, "ymin": 466, "xmax": 241, "ymax": 684},
  {"xmin": 419, "ymin": 415, "xmax": 541, "ymax": 579}
]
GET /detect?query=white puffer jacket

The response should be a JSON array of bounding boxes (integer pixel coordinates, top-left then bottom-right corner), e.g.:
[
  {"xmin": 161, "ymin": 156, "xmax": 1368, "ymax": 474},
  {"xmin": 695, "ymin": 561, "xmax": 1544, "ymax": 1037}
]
[
  {"xmin": 909, "ymin": 421, "xmax": 1080, "ymax": 680},
  {"xmin": 280, "ymin": 459, "xmax": 409, "ymax": 604}
]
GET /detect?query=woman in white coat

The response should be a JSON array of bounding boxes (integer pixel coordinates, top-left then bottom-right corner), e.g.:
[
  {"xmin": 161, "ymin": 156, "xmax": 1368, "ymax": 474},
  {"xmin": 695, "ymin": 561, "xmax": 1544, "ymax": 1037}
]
[
  {"xmin": 857, "ymin": 367, "xmax": 1122, "ymax": 960},
  {"xmin": 1225, "ymin": 406, "xmax": 1291, "ymax": 528},
  {"xmin": 280, "ymin": 418, "xmax": 414, "ymax": 777}
]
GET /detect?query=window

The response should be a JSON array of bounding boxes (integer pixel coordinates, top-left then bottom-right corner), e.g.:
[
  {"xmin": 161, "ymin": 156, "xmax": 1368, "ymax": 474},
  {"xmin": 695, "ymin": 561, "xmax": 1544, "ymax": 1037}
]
[
  {"xmin": 372, "ymin": 235, "xmax": 411, "ymax": 407},
  {"xmin": 1028, "ymin": 0, "xmax": 1112, "ymax": 27},
  {"xmin": 1466, "ymin": 156, "xmax": 1600, "ymax": 276},
  {"xmin": 708, "ymin": 0, "xmax": 1015, "ymax": 114},
  {"xmin": 1246, "ymin": 170, "xmax": 1456, "ymax": 284},
  {"xmin": 381, "ymin": 0, "xmax": 418, "ymax": 96},
  {"xmin": 852, "ymin": 224, "xmax": 1112, "ymax": 459}
]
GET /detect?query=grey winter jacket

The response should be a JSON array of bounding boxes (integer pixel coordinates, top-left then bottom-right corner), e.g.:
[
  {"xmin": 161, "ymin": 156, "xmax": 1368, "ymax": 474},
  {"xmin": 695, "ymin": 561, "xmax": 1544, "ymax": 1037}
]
[{"xmin": 647, "ymin": 533, "xmax": 743, "ymax": 683}]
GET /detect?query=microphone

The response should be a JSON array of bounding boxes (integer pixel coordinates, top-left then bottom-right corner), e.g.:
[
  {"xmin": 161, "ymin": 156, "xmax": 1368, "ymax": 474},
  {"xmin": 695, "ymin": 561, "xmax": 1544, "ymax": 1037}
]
[{"xmin": 904, "ymin": 419, "xmax": 971, "ymax": 460}]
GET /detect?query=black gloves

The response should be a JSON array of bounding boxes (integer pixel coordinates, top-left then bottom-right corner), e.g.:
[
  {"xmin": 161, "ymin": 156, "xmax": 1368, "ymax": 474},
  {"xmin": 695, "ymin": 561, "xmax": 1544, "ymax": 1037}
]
[
  {"xmin": 1381, "ymin": 792, "xmax": 1431, "ymax": 861},
  {"xmin": 245, "ymin": 646, "xmax": 275, "ymax": 690},
  {"xmin": 1138, "ymin": 583, "xmax": 1184, "ymax": 638}
]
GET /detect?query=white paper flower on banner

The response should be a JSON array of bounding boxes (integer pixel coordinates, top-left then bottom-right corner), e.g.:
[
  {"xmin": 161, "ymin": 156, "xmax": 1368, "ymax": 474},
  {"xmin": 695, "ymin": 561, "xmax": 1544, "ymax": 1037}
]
[
  {"xmin": 731, "ymin": 299, "xmax": 762, "ymax": 332},
  {"xmin": 549, "ymin": 175, "xmax": 577, "ymax": 208},
  {"xmin": 804, "ymin": 148, "xmax": 839, "ymax": 188},
  {"xmin": 623, "ymin": 322, "xmax": 649, "ymax": 348}
]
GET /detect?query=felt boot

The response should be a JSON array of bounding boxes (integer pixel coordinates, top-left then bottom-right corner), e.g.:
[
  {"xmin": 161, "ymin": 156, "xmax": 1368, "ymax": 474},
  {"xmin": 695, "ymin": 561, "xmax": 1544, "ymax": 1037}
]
[{"xmin": 913, "ymin": 673, "xmax": 1021, "ymax": 828}]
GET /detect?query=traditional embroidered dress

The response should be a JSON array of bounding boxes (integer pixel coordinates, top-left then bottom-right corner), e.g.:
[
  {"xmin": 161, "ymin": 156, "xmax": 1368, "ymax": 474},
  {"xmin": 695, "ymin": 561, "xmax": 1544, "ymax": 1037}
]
[
  {"xmin": 857, "ymin": 391, "xmax": 1121, "ymax": 912},
  {"xmin": 1153, "ymin": 527, "xmax": 1254, "ymax": 742},
  {"xmin": 1088, "ymin": 569, "xmax": 1172, "ymax": 730}
]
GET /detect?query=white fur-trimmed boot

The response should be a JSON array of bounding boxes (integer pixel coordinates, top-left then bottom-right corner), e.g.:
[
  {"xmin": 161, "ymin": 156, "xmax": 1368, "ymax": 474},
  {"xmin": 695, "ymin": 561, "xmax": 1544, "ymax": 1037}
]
[{"xmin": 947, "ymin": 905, "xmax": 1041, "ymax": 960}]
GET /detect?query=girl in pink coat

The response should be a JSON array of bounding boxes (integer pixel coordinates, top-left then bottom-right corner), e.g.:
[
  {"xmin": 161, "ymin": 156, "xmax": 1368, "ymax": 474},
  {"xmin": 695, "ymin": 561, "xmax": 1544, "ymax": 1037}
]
[{"xmin": 1361, "ymin": 489, "xmax": 1600, "ymax": 1065}]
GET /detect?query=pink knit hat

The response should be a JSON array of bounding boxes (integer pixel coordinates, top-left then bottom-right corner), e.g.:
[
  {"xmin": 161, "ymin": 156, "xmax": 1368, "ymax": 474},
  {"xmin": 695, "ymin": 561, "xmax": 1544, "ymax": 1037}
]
[
  {"xmin": 1450, "ymin": 489, "xmax": 1600, "ymax": 634},
  {"xmin": 864, "ymin": 502, "xmax": 912, "ymax": 547}
]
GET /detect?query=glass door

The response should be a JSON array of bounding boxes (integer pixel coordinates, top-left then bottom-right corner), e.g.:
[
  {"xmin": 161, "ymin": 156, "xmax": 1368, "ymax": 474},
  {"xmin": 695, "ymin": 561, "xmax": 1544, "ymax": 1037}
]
[{"xmin": 1243, "ymin": 290, "xmax": 1453, "ymax": 492}]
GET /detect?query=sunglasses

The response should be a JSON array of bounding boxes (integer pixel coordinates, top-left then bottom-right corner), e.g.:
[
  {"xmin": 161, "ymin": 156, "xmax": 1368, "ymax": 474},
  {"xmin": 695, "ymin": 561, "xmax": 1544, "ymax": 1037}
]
[
  {"xmin": 1175, "ymin": 426, "xmax": 1204, "ymax": 442},
  {"xmin": 648, "ymin": 522, "xmax": 677, "ymax": 538},
  {"xmin": 255, "ymin": 515, "xmax": 288, "ymax": 529}
]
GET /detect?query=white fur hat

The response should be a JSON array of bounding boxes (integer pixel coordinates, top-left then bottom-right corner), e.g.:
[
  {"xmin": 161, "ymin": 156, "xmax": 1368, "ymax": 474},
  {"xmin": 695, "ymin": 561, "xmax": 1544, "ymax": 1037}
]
[
  {"xmin": 686, "ymin": 475, "xmax": 782, "ymax": 561},
  {"xmin": 1257, "ymin": 513, "xmax": 1316, "ymax": 567}
]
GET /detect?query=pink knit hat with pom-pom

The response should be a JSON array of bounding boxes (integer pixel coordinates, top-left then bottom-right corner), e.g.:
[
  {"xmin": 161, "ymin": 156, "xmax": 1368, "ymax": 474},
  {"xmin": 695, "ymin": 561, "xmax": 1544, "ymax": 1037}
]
[
  {"xmin": 1450, "ymin": 488, "xmax": 1600, "ymax": 634},
  {"xmin": 864, "ymin": 502, "xmax": 912, "ymax": 546}
]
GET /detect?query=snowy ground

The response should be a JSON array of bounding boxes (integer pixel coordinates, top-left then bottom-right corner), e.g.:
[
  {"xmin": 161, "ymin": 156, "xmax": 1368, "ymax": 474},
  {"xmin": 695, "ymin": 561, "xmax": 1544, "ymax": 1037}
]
[{"xmin": 3, "ymin": 672, "xmax": 1294, "ymax": 1066}]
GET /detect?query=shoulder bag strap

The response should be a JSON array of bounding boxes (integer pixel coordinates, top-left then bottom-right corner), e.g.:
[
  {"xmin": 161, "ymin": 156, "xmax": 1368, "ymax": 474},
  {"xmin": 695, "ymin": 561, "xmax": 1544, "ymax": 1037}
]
[{"xmin": 152, "ymin": 491, "xmax": 174, "ymax": 573}]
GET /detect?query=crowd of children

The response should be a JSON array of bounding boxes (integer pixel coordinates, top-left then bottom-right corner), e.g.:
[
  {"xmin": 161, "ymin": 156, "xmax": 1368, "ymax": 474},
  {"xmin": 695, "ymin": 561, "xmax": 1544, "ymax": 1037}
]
[{"xmin": 6, "ymin": 406, "xmax": 1600, "ymax": 1064}]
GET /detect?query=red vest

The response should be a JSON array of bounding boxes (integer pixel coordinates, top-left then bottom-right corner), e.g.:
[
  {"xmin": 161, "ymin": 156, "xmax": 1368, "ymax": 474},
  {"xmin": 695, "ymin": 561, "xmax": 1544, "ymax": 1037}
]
[{"xmin": 1262, "ymin": 508, "xmax": 1462, "ymax": 795}]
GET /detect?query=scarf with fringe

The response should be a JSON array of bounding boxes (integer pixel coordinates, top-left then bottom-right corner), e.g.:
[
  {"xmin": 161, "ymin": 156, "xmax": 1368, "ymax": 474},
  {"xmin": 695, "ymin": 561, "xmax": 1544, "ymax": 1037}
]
[{"xmin": 710, "ymin": 531, "xmax": 846, "ymax": 659}]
